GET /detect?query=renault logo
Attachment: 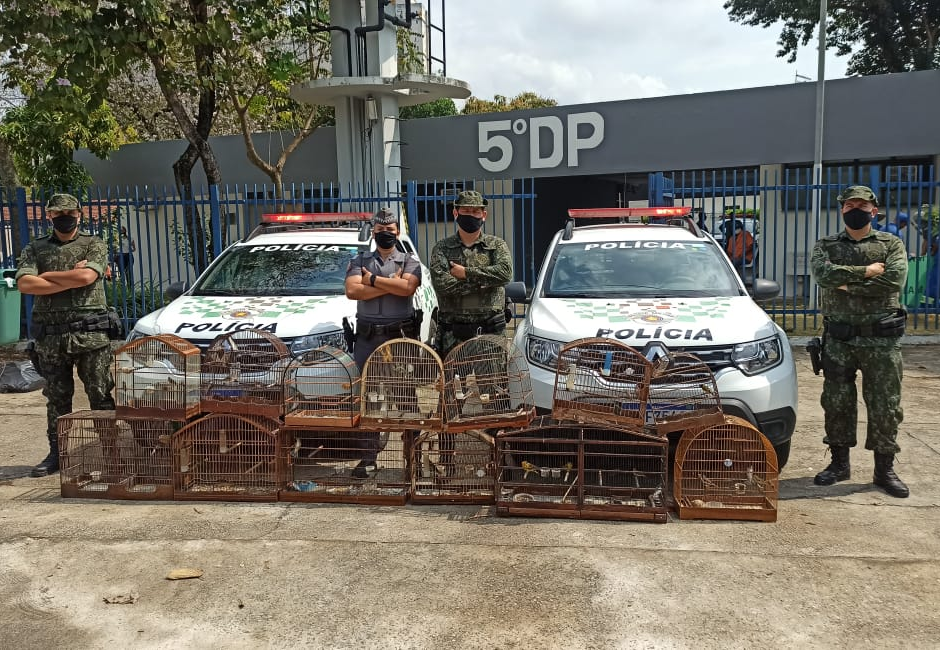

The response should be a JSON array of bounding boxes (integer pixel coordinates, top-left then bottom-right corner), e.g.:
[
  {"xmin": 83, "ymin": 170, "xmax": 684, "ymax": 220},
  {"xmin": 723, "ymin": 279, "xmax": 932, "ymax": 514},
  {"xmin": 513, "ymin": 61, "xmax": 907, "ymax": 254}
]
[{"xmin": 643, "ymin": 342, "xmax": 669, "ymax": 362}]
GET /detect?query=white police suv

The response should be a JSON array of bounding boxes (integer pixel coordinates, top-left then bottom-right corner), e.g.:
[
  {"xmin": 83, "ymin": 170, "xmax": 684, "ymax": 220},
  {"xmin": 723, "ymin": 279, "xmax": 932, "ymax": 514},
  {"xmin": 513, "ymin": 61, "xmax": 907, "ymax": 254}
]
[
  {"xmin": 508, "ymin": 207, "xmax": 797, "ymax": 466},
  {"xmin": 129, "ymin": 212, "xmax": 438, "ymax": 355}
]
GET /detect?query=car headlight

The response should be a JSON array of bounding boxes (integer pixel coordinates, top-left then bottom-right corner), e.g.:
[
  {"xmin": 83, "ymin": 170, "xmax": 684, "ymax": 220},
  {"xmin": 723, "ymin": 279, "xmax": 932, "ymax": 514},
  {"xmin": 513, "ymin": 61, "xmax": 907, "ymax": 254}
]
[
  {"xmin": 732, "ymin": 335, "xmax": 783, "ymax": 375},
  {"xmin": 290, "ymin": 329, "xmax": 347, "ymax": 355},
  {"xmin": 126, "ymin": 329, "xmax": 148, "ymax": 343},
  {"xmin": 526, "ymin": 335, "xmax": 563, "ymax": 371}
]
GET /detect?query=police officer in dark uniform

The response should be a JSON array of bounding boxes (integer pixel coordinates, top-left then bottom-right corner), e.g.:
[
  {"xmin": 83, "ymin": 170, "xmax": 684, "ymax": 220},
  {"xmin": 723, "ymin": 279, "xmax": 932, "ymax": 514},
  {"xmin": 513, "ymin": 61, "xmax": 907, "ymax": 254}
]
[
  {"xmin": 344, "ymin": 207, "xmax": 422, "ymax": 477},
  {"xmin": 15, "ymin": 193, "xmax": 116, "ymax": 477},
  {"xmin": 810, "ymin": 185, "xmax": 910, "ymax": 498},
  {"xmin": 430, "ymin": 190, "xmax": 513, "ymax": 357}
]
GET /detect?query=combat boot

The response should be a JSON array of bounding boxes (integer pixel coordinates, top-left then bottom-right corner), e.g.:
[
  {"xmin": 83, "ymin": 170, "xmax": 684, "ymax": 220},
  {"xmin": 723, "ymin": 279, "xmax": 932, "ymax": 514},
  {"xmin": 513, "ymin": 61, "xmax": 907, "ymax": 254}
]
[
  {"xmin": 873, "ymin": 453, "xmax": 909, "ymax": 498},
  {"xmin": 31, "ymin": 435, "xmax": 60, "ymax": 478},
  {"xmin": 813, "ymin": 446, "xmax": 851, "ymax": 485}
]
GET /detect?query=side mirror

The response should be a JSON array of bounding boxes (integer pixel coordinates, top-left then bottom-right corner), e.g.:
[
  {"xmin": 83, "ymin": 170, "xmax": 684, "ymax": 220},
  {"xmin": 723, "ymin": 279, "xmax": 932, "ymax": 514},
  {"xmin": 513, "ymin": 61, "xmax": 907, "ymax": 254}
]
[
  {"xmin": 748, "ymin": 278, "xmax": 780, "ymax": 301},
  {"xmin": 164, "ymin": 280, "xmax": 189, "ymax": 301},
  {"xmin": 505, "ymin": 281, "xmax": 530, "ymax": 304}
]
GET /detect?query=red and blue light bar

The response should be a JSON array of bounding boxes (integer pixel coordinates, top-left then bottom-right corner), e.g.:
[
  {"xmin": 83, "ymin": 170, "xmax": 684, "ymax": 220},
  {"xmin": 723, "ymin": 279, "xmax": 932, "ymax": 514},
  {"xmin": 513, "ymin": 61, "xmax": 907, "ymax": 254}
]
[
  {"xmin": 261, "ymin": 212, "xmax": 372, "ymax": 224},
  {"xmin": 567, "ymin": 207, "xmax": 693, "ymax": 219}
]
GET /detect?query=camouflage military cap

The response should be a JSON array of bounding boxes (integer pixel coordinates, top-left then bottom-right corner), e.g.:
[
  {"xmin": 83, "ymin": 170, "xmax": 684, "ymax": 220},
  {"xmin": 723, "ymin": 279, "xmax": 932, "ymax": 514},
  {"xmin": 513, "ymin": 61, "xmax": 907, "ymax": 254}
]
[
  {"xmin": 371, "ymin": 207, "xmax": 398, "ymax": 226},
  {"xmin": 45, "ymin": 193, "xmax": 82, "ymax": 211},
  {"xmin": 453, "ymin": 190, "xmax": 488, "ymax": 207},
  {"xmin": 836, "ymin": 185, "xmax": 879, "ymax": 207}
]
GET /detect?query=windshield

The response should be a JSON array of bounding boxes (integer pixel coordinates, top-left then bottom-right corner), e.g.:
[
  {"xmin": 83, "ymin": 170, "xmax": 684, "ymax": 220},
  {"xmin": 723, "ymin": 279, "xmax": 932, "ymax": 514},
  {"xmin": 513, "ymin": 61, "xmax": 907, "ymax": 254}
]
[
  {"xmin": 194, "ymin": 244, "xmax": 364, "ymax": 297},
  {"xmin": 543, "ymin": 239, "xmax": 742, "ymax": 298}
]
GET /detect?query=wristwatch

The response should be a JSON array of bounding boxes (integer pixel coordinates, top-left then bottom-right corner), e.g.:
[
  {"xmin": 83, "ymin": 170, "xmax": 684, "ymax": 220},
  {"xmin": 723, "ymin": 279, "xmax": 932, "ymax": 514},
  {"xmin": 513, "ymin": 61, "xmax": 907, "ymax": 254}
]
[{"xmin": 370, "ymin": 274, "xmax": 377, "ymax": 287}]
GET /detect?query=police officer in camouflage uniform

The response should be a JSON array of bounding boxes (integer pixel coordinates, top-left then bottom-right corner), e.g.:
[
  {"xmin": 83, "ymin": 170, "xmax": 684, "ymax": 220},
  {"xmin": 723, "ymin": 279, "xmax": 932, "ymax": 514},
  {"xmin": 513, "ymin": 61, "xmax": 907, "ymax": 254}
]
[
  {"xmin": 344, "ymin": 207, "xmax": 422, "ymax": 478},
  {"xmin": 430, "ymin": 190, "xmax": 513, "ymax": 357},
  {"xmin": 15, "ymin": 194, "xmax": 116, "ymax": 477},
  {"xmin": 810, "ymin": 185, "xmax": 910, "ymax": 498}
]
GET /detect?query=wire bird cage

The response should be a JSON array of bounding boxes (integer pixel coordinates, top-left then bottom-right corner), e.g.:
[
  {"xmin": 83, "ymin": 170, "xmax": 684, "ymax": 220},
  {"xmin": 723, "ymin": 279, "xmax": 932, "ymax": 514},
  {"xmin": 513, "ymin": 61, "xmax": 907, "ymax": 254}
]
[
  {"xmin": 647, "ymin": 352, "xmax": 724, "ymax": 435},
  {"xmin": 172, "ymin": 413, "xmax": 288, "ymax": 502},
  {"xmin": 674, "ymin": 415, "xmax": 779, "ymax": 522},
  {"xmin": 552, "ymin": 338, "xmax": 653, "ymax": 428},
  {"xmin": 495, "ymin": 416, "xmax": 668, "ymax": 522},
  {"xmin": 359, "ymin": 339, "xmax": 444, "ymax": 429},
  {"xmin": 200, "ymin": 329, "xmax": 291, "ymax": 418},
  {"xmin": 114, "ymin": 334, "xmax": 202, "ymax": 420},
  {"xmin": 58, "ymin": 410, "xmax": 184, "ymax": 500},
  {"xmin": 411, "ymin": 429, "xmax": 496, "ymax": 504},
  {"xmin": 279, "ymin": 428, "xmax": 410, "ymax": 505},
  {"xmin": 442, "ymin": 335, "xmax": 535, "ymax": 432},
  {"xmin": 284, "ymin": 346, "xmax": 360, "ymax": 428}
]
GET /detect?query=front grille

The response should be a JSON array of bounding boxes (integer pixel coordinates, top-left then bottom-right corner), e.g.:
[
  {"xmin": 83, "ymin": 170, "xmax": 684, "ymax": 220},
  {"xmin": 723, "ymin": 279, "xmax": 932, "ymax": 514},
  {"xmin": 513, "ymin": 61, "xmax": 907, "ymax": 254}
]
[{"xmin": 661, "ymin": 344, "xmax": 735, "ymax": 372}]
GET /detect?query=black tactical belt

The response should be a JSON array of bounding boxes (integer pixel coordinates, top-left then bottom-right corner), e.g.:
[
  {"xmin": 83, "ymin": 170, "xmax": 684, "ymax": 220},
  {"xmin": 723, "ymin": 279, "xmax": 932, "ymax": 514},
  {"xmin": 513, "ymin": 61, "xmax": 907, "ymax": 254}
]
[
  {"xmin": 825, "ymin": 310, "xmax": 906, "ymax": 340},
  {"xmin": 440, "ymin": 312, "xmax": 506, "ymax": 338},
  {"xmin": 35, "ymin": 313, "xmax": 110, "ymax": 337},
  {"xmin": 358, "ymin": 318, "xmax": 415, "ymax": 338}
]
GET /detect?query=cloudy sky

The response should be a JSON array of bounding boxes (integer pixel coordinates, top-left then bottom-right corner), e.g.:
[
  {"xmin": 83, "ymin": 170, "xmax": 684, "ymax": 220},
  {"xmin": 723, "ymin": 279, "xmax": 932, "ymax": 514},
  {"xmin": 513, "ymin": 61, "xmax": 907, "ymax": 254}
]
[{"xmin": 442, "ymin": 0, "xmax": 850, "ymax": 106}]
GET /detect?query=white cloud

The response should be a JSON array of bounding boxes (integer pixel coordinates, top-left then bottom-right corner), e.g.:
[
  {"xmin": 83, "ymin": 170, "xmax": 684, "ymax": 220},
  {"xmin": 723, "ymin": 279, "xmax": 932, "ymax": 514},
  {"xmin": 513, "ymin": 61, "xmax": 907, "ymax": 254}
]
[{"xmin": 443, "ymin": 0, "xmax": 850, "ymax": 106}]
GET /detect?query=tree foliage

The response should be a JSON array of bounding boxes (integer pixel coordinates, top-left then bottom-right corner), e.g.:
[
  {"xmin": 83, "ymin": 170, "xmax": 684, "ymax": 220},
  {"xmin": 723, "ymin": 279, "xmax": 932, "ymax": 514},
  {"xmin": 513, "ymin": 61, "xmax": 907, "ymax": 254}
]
[
  {"xmin": 399, "ymin": 97, "xmax": 458, "ymax": 120},
  {"xmin": 461, "ymin": 92, "xmax": 558, "ymax": 114},
  {"xmin": 724, "ymin": 0, "xmax": 940, "ymax": 75}
]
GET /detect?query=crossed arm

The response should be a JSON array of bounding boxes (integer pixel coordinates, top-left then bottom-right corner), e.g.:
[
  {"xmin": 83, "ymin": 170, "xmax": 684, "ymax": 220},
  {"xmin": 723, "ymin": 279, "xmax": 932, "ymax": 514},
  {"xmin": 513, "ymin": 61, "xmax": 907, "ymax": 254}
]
[{"xmin": 17, "ymin": 260, "xmax": 99, "ymax": 296}]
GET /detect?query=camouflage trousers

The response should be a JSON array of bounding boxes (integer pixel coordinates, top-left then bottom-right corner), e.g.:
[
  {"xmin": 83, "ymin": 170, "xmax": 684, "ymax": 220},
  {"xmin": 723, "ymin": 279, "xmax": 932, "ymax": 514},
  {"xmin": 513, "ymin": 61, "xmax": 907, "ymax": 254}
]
[
  {"xmin": 821, "ymin": 337, "xmax": 903, "ymax": 454},
  {"xmin": 37, "ymin": 340, "xmax": 115, "ymax": 438},
  {"xmin": 438, "ymin": 326, "xmax": 506, "ymax": 359}
]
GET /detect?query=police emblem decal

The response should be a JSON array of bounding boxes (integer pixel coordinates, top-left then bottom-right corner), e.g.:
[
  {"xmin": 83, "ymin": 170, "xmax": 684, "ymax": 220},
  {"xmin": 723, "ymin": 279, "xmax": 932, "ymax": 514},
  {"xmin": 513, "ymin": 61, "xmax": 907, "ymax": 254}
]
[{"xmin": 630, "ymin": 309, "xmax": 676, "ymax": 324}]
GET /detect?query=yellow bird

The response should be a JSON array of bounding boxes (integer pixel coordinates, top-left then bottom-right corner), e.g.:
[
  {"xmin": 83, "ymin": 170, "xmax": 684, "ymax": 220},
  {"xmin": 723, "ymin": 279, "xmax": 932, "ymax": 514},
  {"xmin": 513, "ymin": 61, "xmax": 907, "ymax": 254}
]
[{"xmin": 521, "ymin": 460, "xmax": 539, "ymax": 479}]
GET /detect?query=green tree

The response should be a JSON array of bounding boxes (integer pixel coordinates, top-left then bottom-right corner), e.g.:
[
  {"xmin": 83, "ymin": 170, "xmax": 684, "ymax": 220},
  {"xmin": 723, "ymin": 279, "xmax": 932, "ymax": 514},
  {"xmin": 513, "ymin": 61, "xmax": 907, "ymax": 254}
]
[
  {"xmin": 724, "ymin": 0, "xmax": 940, "ymax": 75},
  {"xmin": 461, "ymin": 92, "xmax": 557, "ymax": 114},
  {"xmin": 399, "ymin": 97, "xmax": 458, "ymax": 120},
  {"xmin": 0, "ymin": 83, "xmax": 128, "ymax": 190}
]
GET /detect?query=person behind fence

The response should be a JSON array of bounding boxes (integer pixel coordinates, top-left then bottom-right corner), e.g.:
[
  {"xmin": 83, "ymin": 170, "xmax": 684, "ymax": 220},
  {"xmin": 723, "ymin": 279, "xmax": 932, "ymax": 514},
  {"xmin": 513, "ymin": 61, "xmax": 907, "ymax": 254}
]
[
  {"xmin": 725, "ymin": 219, "xmax": 754, "ymax": 271},
  {"xmin": 809, "ymin": 184, "xmax": 910, "ymax": 498},
  {"xmin": 115, "ymin": 226, "xmax": 136, "ymax": 278},
  {"xmin": 15, "ymin": 193, "xmax": 117, "ymax": 478},
  {"xmin": 430, "ymin": 190, "xmax": 513, "ymax": 357},
  {"xmin": 344, "ymin": 207, "xmax": 422, "ymax": 478}
]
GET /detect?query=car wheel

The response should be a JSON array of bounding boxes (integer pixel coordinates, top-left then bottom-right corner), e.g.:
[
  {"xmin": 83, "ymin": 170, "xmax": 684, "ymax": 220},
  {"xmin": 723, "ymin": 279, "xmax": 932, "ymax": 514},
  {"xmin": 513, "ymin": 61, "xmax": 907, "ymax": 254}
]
[{"xmin": 773, "ymin": 440, "xmax": 791, "ymax": 469}]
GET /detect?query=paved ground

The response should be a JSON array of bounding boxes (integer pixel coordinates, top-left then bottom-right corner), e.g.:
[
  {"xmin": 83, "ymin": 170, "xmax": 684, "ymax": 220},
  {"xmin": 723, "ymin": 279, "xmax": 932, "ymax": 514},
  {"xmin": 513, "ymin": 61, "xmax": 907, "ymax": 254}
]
[{"xmin": 1, "ymin": 344, "xmax": 938, "ymax": 649}]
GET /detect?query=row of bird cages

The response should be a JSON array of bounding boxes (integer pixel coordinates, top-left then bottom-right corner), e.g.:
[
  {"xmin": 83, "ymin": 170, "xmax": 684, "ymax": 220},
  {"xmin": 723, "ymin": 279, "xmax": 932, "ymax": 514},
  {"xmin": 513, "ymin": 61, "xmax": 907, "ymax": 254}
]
[
  {"xmin": 56, "ymin": 412, "xmax": 778, "ymax": 521},
  {"xmin": 550, "ymin": 338, "xmax": 724, "ymax": 435},
  {"xmin": 674, "ymin": 415, "xmax": 779, "ymax": 522},
  {"xmin": 115, "ymin": 332, "xmax": 535, "ymax": 433},
  {"xmin": 495, "ymin": 417, "xmax": 670, "ymax": 522}
]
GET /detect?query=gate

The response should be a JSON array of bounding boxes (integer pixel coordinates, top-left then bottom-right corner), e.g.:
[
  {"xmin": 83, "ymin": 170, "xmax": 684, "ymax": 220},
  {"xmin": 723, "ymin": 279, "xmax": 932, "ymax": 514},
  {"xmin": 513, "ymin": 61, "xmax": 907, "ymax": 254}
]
[{"xmin": 653, "ymin": 164, "xmax": 940, "ymax": 333}]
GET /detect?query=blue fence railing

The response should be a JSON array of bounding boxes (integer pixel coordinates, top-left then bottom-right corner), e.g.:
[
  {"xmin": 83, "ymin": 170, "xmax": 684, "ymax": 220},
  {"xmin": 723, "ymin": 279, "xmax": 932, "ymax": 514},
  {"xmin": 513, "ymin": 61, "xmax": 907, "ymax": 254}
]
[{"xmin": 2, "ymin": 166, "xmax": 938, "ymax": 340}]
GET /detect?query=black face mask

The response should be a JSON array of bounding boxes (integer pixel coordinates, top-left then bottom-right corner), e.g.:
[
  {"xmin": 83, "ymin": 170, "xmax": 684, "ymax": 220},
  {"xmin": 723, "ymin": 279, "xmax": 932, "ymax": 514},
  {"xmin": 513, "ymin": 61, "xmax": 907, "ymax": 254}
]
[
  {"xmin": 52, "ymin": 215, "xmax": 79, "ymax": 233},
  {"xmin": 456, "ymin": 214, "xmax": 483, "ymax": 233},
  {"xmin": 843, "ymin": 207, "xmax": 873, "ymax": 230},
  {"xmin": 374, "ymin": 230, "xmax": 398, "ymax": 250}
]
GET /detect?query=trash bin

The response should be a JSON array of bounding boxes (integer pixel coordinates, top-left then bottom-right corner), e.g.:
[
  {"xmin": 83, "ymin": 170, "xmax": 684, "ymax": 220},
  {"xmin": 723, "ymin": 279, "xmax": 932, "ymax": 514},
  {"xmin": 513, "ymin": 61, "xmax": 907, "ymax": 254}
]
[{"xmin": 0, "ymin": 269, "xmax": 21, "ymax": 344}]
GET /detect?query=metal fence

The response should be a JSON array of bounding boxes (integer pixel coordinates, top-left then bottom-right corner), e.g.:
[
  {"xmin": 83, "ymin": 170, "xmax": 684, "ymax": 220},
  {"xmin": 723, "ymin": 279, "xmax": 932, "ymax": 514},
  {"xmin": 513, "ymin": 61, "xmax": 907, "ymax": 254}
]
[
  {"xmin": 2, "ymin": 165, "xmax": 938, "ymax": 339},
  {"xmin": 656, "ymin": 164, "xmax": 940, "ymax": 333},
  {"xmin": 0, "ymin": 180, "xmax": 537, "ymax": 336}
]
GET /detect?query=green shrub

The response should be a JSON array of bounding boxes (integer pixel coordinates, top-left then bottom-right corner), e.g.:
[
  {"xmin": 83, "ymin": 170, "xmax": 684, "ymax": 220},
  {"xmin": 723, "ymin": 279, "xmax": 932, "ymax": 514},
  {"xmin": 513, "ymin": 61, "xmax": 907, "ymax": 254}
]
[{"xmin": 104, "ymin": 280, "xmax": 167, "ymax": 321}]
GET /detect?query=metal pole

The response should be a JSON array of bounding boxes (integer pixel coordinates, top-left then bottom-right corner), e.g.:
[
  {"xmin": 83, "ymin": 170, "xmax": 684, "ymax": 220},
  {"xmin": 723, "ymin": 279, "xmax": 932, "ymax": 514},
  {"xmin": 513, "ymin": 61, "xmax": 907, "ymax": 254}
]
[{"xmin": 811, "ymin": 0, "xmax": 827, "ymax": 218}]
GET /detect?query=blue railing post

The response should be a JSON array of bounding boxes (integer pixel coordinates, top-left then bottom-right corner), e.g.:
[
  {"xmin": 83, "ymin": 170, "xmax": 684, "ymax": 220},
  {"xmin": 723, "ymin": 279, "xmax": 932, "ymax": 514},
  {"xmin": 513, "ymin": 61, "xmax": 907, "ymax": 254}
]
[
  {"xmin": 14, "ymin": 187, "xmax": 29, "ymax": 250},
  {"xmin": 406, "ymin": 180, "xmax": 418, "ymax": 240},
  {"xmin": 209, "ymin": 185, "xmax": 223, "ymax": 259}
]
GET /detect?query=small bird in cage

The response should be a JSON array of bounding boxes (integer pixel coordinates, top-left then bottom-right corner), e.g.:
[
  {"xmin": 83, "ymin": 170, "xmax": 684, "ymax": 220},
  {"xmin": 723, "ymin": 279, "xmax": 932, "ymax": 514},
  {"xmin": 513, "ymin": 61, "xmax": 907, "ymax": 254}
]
[
  {"xmin": 521, "ymin": 460, "xmax": 539, "ymax": 479},
  {"xmin": 700, "ymin": 383, "xmax": 716, "ymax": 396}
]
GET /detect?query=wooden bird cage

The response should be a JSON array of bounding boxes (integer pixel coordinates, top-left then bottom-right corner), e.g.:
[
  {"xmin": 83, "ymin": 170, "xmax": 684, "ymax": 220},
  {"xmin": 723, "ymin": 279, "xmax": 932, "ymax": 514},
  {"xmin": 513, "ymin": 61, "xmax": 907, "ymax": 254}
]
[
  {"xmin": 411, "ymin": 429, "xmax": 496, "ymax": 504},
  {"xmin": 648, "ymin": 352, "xmax": 724, "ymax": 435},
  {"xmin": 114, "ymin": 334, "xmax": 201, "ymax": 420},
  {"xmin": 172, "ymin": 413, "xmax": 288, "ymax": 502},
  {"xmin": 279, "ymin": 428, "xmax": 410, "ymax": 505},
  {"xmin": 495, "ymin": 416, "xmax": 667, "ymax": 522},
  {"xmin": 552, "ymin": 338, "xmax": 653, "ymax": 428},
  {"xmin": 674, "ymin": 415, "xmax": 779, "ymax": 522},
  {"xmin": 200, "ymin": 329, "xmax": 291, "ymax": 418},
  {"xmin": 58, "ymin": 410, "xmax": 185, "ymax": 500},
  {"xmin": 359, "ymin": 339, "xmax": 444, "ymax": 429},
  {"xmin": 284, "ymin": 346, "xmax": 360, "ymax": 428},
  {"xmin": 442, "ymin": 335, "xmax": 535, "ymax": 432}
]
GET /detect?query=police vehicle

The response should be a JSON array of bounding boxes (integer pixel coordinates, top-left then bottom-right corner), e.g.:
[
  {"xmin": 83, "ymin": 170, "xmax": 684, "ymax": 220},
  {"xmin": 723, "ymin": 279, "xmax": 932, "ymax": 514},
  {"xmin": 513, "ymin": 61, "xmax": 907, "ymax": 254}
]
[
  {"xmin": 507, "ymin": 207, "xmax": 797, "ymax": 466},
  {"xmin": 128, "ymin": 212, "xmax": 438, "ymax": 354}
]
